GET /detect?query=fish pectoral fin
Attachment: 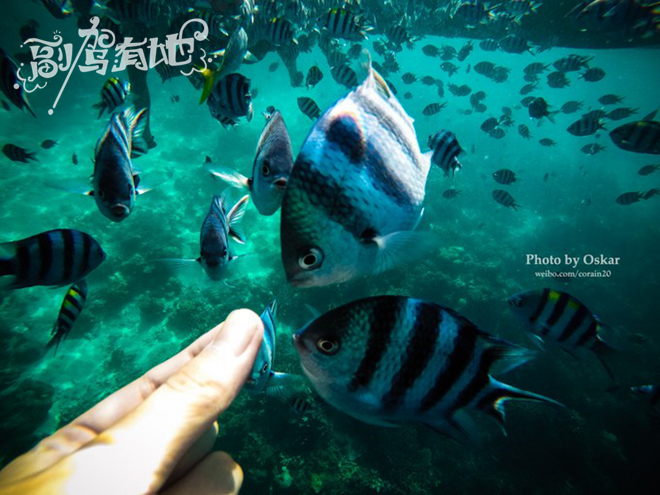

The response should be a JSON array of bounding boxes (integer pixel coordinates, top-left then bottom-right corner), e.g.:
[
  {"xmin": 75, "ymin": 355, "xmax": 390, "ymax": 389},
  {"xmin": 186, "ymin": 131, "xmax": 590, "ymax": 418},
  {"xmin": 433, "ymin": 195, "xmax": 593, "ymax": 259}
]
[
  {"xmin": 371, "ymin": 230, "xmax": 437, "ymax": 275},
  {"xmin": 208, "ymin": 166, "xmax": 251, "ymax": 191},
  {"xmin": 265, "ymin": 373, "xmax": 310, "ymax": 399},
  {"xmin": 44, "ymin": 180, "xmax": 94, "ymax": 197},
  {"xmin": 227, "ymin": 195, "xmax": 250, "ymax": 244},
  {"xmin": 156, "ymin": 258, "xmax": 201, "ymax": 278},
  {"xmin": 425, "ymin": 411, "xmax": 480, "ymax": 446},
  {"xmin": 136, "ymin": 170, "xmax": 173, "ymax": 195},
  {"xmin": 243, "ymin": 51, "xmax": 259, "ymax": 64},
  {"xmin": 526, "ymin": 332, "xmax": 546, "ymax": 350}
]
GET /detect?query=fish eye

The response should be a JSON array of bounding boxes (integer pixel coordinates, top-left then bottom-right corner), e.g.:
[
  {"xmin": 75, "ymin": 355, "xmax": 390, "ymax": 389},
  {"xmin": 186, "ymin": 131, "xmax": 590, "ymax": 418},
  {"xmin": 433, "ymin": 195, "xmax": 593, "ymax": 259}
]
[
  {"xmin": 98, "ymin": 190, "xmax": 105, "ymax": 199},
  {"xmin": 262, "ymin": 160, "xmax": 271, "ymax": 176},
  {"xmin": 261, "ymin": 362, "xmax": 269, "ymax": 373},
  {"xmin": 298, "ymin": 247, "xmax": 323, "ymax": 270},
  {"xmin": 222, "ymin": 248, "xmax": 227, "ymax": 257},
  {"xmin": 317, "ymin": 338, "xmax": 339, "ymax": 355}
]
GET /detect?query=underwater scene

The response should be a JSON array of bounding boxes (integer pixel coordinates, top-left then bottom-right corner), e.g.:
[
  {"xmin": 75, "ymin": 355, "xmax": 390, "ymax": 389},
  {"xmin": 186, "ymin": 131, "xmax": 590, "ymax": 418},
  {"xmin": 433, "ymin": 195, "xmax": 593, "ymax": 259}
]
[{"xmin": 1, "ymin": 0, "xmax": 659, "ymax": 494}]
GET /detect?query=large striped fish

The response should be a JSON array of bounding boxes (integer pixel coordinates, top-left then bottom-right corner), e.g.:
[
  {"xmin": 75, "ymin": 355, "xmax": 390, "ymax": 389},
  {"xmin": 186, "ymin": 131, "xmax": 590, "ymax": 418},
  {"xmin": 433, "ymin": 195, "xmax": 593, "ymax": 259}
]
[
  {"xmin": 609, "ymin": 110, "xmax": 660, "ymax": 155},
  {"xmin": 0, "ymin": 48, "xmax": 36, "ymax": 117},
  {"xmin": 293, "ymin": 296, "xmax": 560, "ymax": 440},
  {"xmin": 507, "ymin": 289, "xmax": 618, "ymax": 379},
  {"xmin": 427, "ymin": 130, "xmax": 463, "ymax": 178},
  {"xmin": 0, "ymin": 230, "xmax": 106, "ymax": 290},
  {"xmin": 92, "ymin": 77, "xmax": 130, "ymax": 119},
  {"xmin": 281, "ymin": 57, "xmax": 434, "ymax": 287},
  {"xmin": 47, "ymin": 280, "xmax": 88, "ymax": 354},
  {"xmin": 92, "ymin": 106, "xmax": 149, "ymax": 222},
  {"xmin": 209, "ymin": 109, "xmax": 292, "ymax": 216},
  {"xmin": 207, "ymin": 73, "xmax": 254, "ymax": 122}
]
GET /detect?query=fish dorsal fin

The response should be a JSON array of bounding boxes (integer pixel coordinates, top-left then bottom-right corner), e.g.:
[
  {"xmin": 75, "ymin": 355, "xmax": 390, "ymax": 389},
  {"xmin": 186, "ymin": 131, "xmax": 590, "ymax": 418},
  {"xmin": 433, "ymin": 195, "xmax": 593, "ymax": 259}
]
[
  {"xmin": 642, "ymin": 109, "xmax": 658, "ymax": 121},
  {"xmin": 226, "ymin": 195, "xmax": 250, "ymax": 244}
]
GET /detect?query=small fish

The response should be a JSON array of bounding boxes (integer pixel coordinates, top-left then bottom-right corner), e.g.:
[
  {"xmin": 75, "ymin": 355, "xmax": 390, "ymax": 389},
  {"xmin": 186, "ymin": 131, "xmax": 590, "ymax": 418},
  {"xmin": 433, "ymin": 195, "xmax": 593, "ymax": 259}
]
[
  {"xmin": 606, "ymin": 107, "xmax": 638, "ymax": 121},
  {"xmin": 293, "ymin": 296, "xmax": 560, "ymax": 440},
  {"xmin": 500, "ymin": 34, "xmax": 533, "ymax": 54},
  {"xmin": 580, "ymin": 67, "xmax": 605, "ymax": 82},
  {"xmin": 297, "ymin": 97, "xmax": 321, "ymax": 120},
  {"xmin": 581, "ymin": 143, "xmax": 605, "ymax": 155},
  {"xmin": 320, "ymin": 8, "xmax": 371, "ymax": 40},
  {"xmin": 422, "ymin": 45, "xmax": 440, "ymax": 57},
  {"xmin": 609, "ymin": 111, "xmax": 660, "ymax": 155},
  {"xmin": 0, "ymin": 48, "xmax": 36, "ymax": 117},
  {"xmin": 268, "ymin": 62, "xmax": 280, "ymax": 72},
  {"xmin": 567, "ymin": 116, "xmax": 605, "ymax": 137},
  {"xmin": 456, "ymin": 40, "xmax": 474, "ymax": 61},
  {"xmin": 440, "ymin": 62, "xmax": 459, "ymax": 77},
  {"xmin": 428, "ymin": 130, "xmax": 463, "ymax": 178},
  {"xmin": 47, "ymin": 280, "xmax": 88, "ymax": 355},
  {"xmin": 72, "ymin": 153, "xmax": 78, "ymax": 165},
  {"xmin": 480, "ymin": 117, "xmax": 500, "ymax": 133},
  {"xmin": 448, "ymin": 83, "xmax": 471, "ymax": 96},
  {"xmin": 615, "ymin": 191, "xmax": 643, "ymax": 205},
  {"xmin": 598, "ymin": 94, "xmax": 624, "ymax": 106},
  {"xmin": 210, "ymin": 110, "xmax": 292, "ymax": 216},
  {"xmin": 92, "ymin": 77, "xmax": 130, "ymax": 119},
  {"xmin": 440, "ymin": 45, "xmax": 457, "ymax": 60},
  {"xmin": 492, "ymin": 190, "xmax": 520, "ymax": 210},
  {"xmin": 401, "ymin": 72, "xmax": 418, "ymax": 84},
  {"xmin": 524, "ymin": 62, "xmax": 550, "ymax": 75},
  {"xmin": 289, "ymin": 397, "xmax": 313, "ymax": 415},
  {"xmin": 520, "ymin": 83, "xmax": 537, "ymax": 95},
  {"xmin": 281, "ymin": 59, "xmax": 435, "ymax": 287},
  {"xmin": 442, "ymin": 188, "xmax": 461, "ymax": 199},
  {"xmin": 3, "ymin": 144, "xmax": 37, "ymax": 163},
  {"xmin": 493, "ymin": 169, "xmax": 518, "ymax": 185},
  {"xmin": 263, "ymin": 17, "xmax": 297, "ymax": 46},
  {"xmin": 479, "ymin": 39, "xmax": 499, "ymax": 51},
  {"xmin": 421, "ymin": 76, "xmax": 437, "ymax": 86},
  {"xmin": 40, "ymin": 140, "xmax": 58, "ymax": 149},
  {"xmin": 508, "ymin": 289, "xmax": 618, "ymax": 379},
  {"xmin": 489, "ymin": 128, "xmax": 506, "ymax": 139},
  {"xmin": 561, "ymin": 101, "xmax": 583, "ymax": 114},
  {"xmin": 518, "ymin": 124, "xmax": 532, "ymax": 139},
  {"xmin": 306, "ymin": 65, "xmax": 324, "ymax": 89},
  {"xmin": 528, "ymin": 97, "xmax": 555, "ymax": 123},
  {"xmin": 245, "ymin": 301, "xmax": 278, "ymax": 393},
  {"xmin": 207, "ymin": 73, "xmax": 254, "ymax": 122},
  {"xmin": 638, "ymin": 164, "xmax": 660, "ymax": 176},
  {"xmin": 422, "ymin": 102, "xmax": 447, "ymax": 116},
  {"xmin": 539, "ymin": 138, "xmax": 556, "ymax": 147},
  {"xmin": 331, "ymin": 64, "xmax": 358, "ymax": 88},
  {"xmin": 0, "ymin": 229, "xmax": 106, "ymax": 290},
  {"xmin": 170, "ymin": 94, "xmax": 180, "ymax": 103},
  {"xmin": 547, "ymin": 71, "xmax": 570, "ymax": 89},
  {"xmin": 553, "ymin": 54, "xmax": 592, "ymax": 72}
]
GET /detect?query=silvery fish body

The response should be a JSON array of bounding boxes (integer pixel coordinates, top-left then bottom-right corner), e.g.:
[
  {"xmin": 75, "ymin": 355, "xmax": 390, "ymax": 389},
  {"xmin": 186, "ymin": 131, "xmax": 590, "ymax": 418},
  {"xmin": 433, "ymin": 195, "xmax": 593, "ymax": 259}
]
[
  {"xmin": 281, "ymin": 62, "xmax": 432, "ymax": 287},
  {"xmin": 93, "ymin": 107, "xmax": 148, "ymax": 222},
  {"xmin": 246, "ymin": 301, "xmax": 278, "ymax": 393},
  {"xmin": 293, "ymin": 296, "xmax": 560, "ymax": 438},
  {"xmin": 198, "ymin": 193, "xmax": 249, "ymax": 281},
  {"xmin": 217, "ymin": 27, "xmax": 249, "ymax": 81},
  {"xmin": 251, "ymin": 110, "xmax": 293, "ymax": 215}
]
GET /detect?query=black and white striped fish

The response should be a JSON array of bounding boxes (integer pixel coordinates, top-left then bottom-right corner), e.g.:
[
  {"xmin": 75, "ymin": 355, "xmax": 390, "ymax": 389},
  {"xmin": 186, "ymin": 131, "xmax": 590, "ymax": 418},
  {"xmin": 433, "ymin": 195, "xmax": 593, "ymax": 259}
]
[
  {"xmin": 47, "ymin": 280, "xmax": 88, "ymax": 354},
  {"xmin": 207, "ymin": 73, "xmax": 253, "ymax": 122},
  {"xmin": 492, "ymin": 190, "xmax": 520, "ymax": 210},
  {"xmin": 518, "ymin": 124, "xmax": 532, "ymax": 139},
  {"xmin": 319, "ymin": 8, "xmax": 371, "ymax": 40},
  {"xmin": 427, "ymin": 130, "xmax": 463, "ymax": 178},
  {"xmin": 0, "ymin": 230, "xmax": 106, "ymax": 290},
  {"xmin": 293, "ymin": 296, "xmax": 560, "ymax": 439},
  {"xmin": 553, "ymin": 54, "xmax": 592, "ymax": 72},
  {"xmin": 422, "ymin": 103, "xmax": 447, "ymax": 116},
  {"xmin": 401, "ymin": 72, "xmax": 417, "ymax": 84},
  {"xmin": 493, "ymin": 169, "xmax": 517, "ymax": 185},
  {"xmin": 3, "ymin": 144, "xmax": 37, "ymax": 163},
  {"xmin": 93, "ymin": 77, "xmax": 130, "ymax": 119},
  {"xmin": 0, "ymin": 48, "xmax": 35, "ymax": 117},
  {"xmin": 331, "ymin": 64, "xmax": 357, "ymax": 88},
  {"xmin": 297, "ymin": 97, "xmax": 321, "ymax": 120},
  {"xmin": 508, "ymin": 289, "xmax": 618, "ymax": 379},
  {"xmin": 610, "ymin": 110, "xmax": 660, "ymax": 155},
  {"xmin": 567, "ymin": 115, "xmax": 605, "ymax": 137},
  {"xmin": 92, "ymin": 107, "xmax": 149, "ymax": 222},
  {"xmin": 306, "ymin": 66, "xmax": 324, "ymax": 89},
  {"xmin": 264, "ymin": 17, "xmax": 297, "ymax": 46}
]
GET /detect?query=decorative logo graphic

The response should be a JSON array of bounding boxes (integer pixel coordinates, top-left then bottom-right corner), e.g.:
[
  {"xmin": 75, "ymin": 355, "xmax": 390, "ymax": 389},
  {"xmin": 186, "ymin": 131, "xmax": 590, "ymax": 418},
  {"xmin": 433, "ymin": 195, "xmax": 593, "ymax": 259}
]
[{"xmin": 14, "ymin": 16, "xmax": 210, "ymax": 115}]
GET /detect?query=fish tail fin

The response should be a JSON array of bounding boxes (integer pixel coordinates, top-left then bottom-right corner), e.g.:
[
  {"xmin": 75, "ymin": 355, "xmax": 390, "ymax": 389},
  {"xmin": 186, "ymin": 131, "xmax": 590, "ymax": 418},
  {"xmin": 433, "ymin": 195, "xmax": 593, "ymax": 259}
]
[
  {"xmin": 208, "ymin": 166, "xmax": 251, "ymax": 191},
  {"xmin": 226, "ymin": 194, "xmax": 250, "ymax": 244},
  {"xmin": 592, "ymin": 336, "xmax": 619, "ymax": 381},
  {"xmin": 27, "ymin": 151, "xmax": 39, "ymax": 162},
  {"xmin": 481, "ymin": 378, "xmax": 564, "ymax": 435},
  {"xmin": 92, "ymin": 101, "xmax": 106, "ymax": 119},
  {"xmin": 45, "ymin": 329, "xmax": 62, "ymax": 356}
]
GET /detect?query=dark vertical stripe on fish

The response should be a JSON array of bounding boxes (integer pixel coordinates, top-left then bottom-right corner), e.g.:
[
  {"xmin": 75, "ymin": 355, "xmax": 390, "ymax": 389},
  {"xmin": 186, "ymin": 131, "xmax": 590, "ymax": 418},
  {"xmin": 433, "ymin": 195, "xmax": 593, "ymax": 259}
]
[
  {"xmin": 62, "ymin": 229, "xmax": 75, "ymax": 282},
  {"xmin": 349, "ymin": 300, "xmax": 399, "ymax": 391},
  {"xmin": 558, "ymin": 304, "xmax": 589, "ymax": 342},
  {"xmin": 544, "ymin": 292, "xmax": 569, "ymax": 330},
  {"xmin": 529, "ymin": 288, "xmax": 550, "ymax": 323},
  {"xmin": 80, "ymin": 232, "xmax": 91, "ymax": 276},
  {"xmin": 450, "ymin": 346, "xmax": 499, "ymax": 412},
  {"xmin": 576, "ymin": 320, "xmax": 597, "ymax": 347},
  {"xmin": 420, "ymin": 320, "xmax": 478, "ymax": 412},
  {"xmin": 15, "ymin": 243, "xmax": 31, "ymax": 281},
  {"xmin": 65, "ymin": 293, "xmax": 84, "ymax": 312},
  {"xmin": 382, "ymin": 303, "xmax": 441, "ymax": 410},
  {"xmin": 38, "ymin": 232, "xmax": 53, "ymax": 281}
]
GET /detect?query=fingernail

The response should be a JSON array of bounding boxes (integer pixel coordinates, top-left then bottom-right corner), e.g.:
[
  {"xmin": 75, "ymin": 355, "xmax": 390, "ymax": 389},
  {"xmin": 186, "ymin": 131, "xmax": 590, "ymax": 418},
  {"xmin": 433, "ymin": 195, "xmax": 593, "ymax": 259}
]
[{"xmin": 213, "ymin": 310, "xmax": 262, "ymax": 357}]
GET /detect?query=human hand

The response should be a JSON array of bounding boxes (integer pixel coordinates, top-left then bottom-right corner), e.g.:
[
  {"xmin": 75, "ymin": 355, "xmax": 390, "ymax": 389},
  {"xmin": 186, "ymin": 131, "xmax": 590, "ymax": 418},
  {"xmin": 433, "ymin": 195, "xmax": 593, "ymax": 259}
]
[{"xmin": 0, "ymin": 309, "xmax": 264, "ymax": 495}]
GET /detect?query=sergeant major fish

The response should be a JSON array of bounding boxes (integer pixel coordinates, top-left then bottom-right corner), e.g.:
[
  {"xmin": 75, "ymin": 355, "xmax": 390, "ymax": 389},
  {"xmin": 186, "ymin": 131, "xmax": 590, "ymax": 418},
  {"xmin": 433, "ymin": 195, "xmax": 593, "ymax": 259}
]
[
  {"xmin": 0, "ymin": 229, "xmax": 106, "ymax": 290},
  {"xmin": 280, "ymin": 56, "xmax": 435, "ymax": 287},
  {"xmin": 93, "ymin": 77, "xmax": 130, "ymax": 119},
  {"xmin": 47, "ymin": 280, "xmax": 88, "ymax": 355},
  {"xmin": 210, "ymin": 109, "xmax": 293, "ymax": 215},
  {"xmin": 507, "ymin": 289, "xmax": 618, "ymax": 379},
  {"xmin": 293, "ymin": 296, "xmax": 561, "ymax": 440}
]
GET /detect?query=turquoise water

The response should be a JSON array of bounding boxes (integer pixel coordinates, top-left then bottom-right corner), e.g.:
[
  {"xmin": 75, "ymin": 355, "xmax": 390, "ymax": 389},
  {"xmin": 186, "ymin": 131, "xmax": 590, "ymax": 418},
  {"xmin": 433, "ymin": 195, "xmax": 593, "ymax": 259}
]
[{"xmin": 1, "ymin": 3, "xmax": 660, "ymax": 494}]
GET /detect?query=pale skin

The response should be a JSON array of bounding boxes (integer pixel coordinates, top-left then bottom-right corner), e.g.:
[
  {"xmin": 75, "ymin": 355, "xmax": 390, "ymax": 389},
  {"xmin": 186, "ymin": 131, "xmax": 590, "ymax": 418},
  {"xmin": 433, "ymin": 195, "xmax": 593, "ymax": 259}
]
[{"xmin": 0, "ymin": 309, "xmax": 264, "ymax": 495}]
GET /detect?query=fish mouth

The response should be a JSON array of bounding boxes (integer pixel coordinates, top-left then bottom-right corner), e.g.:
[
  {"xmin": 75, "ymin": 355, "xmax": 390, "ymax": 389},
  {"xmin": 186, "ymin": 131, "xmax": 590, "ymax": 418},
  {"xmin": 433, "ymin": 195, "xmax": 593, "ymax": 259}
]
[
  {"xmin": 292, "ymin": 332, "xmax": 308, "ymax": 354},
  {"xmin": 273, "ymin": 178, "xmax": 288, "ymax": 190},
  {"xmin": 109, "ymin": 204, "xmax": 129, "ymax": 221}
]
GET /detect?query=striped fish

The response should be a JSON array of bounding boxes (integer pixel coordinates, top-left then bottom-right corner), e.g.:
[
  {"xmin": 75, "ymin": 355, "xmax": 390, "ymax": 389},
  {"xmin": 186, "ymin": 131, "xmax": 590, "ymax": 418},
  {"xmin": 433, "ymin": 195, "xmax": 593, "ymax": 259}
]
[
  {"xmin": 401, "ymin": 72, "xmax": 417, "ymax": 84},
  {"xmin": 320, "ymin": 8, "xmax": 371, "ymax": 40},
  {"xmin": 0, "ymin": 230, "xmax": 106, "ymax": 290},
  {"xmin": 92, "ymin": 106, "xmax": 149, "ymax": 221},
  {"xmin": 610, "ymin": 110, "xmax": 660, "ymax": 155},
  {"xmin": 638, "ymin": 164, "xmax": 660, "ymax": 176},
  {"xmin": 427, "ymin": 130, "xmax": 463, "ymax": 178},
  {"xmin": 289, "ymin": 397, "xmax": 313, "ymax": 415},
  {"xmin": 599, "ymin": 94, "xmax": 624, "ymax": 105},
  {"xmin": 606, "ymin": 107, "xmax": 638, "ymax": 120},
  {"xmin": 508, "ymin": 289, "xmax": 618, "ymax": 379},
  {"xmin": 264, "ymin": 17, "xmax": 297, "ymax": 46},
  {"xmin": 493, "ymin": 169, "xmax": 517, "ymax": 185},
  {"xmin": 0, "ymin": 48, "xmax": 36, "ymax": 117},
  {"xmin": 492, "ymin": 190, "xmax": 520, "ymax": 210},
  {"xmin": 3, "ymin": 144, "xmax": 37, "ymax": 163},
  {"xmin": 422, "ymin": 103, "xmax": 446, "ymax": 116},
  {"xmin": 306, "ymin": 65, "xmax": 324, "ymax": 89},
  {"xmin": 567, "ymin": 116, "xmax": 605, "ymax": 137},
  {"xmin": 47, "ymin": 280, "xmax": 88, "ymax": 354},
  {"xmin": 207, "ymin": 73, "xmax": 253, "ymax": 122},
  {"xmin": 297, "ymin": 97, "xmax": 321, "ymax": 120},
  {"xmin": 293, "ymin": 296, "xmax": 560, "ymax": 439},
  {"xmin": 331, "ymin": 64, "xmax": 357, "ymax": 88},
  {"xmin": 553, "ymin": 54, "xmax": 592, "ymax": 72},
  {"xmin": 518, "ymin": 124, "xmax": 532, "ymax": 139},
  {"xmin": 93, "ymin": 77, "xmax": 130, "ymax": 119}
]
